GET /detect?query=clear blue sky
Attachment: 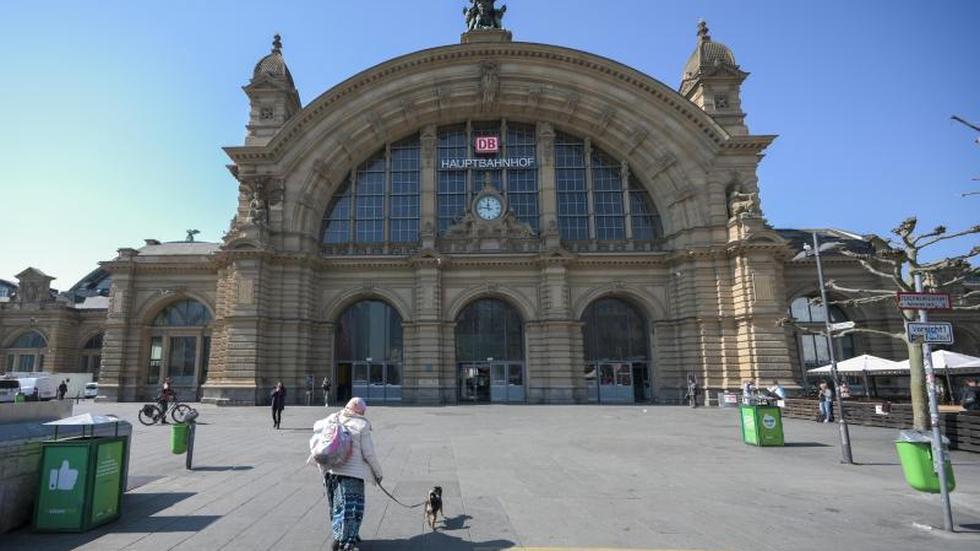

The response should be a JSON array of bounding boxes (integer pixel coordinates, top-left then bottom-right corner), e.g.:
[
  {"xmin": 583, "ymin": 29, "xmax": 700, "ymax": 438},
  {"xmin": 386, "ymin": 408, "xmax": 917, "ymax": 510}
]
[{"xmin": 1, "ymin": 1, "xmax": 977, "ymax": 288}]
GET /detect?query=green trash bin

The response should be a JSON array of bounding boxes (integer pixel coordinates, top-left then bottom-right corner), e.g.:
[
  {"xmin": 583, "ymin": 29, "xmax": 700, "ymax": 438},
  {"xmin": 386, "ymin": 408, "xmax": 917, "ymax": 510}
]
[
  {"xmin": 34, "ymin": 436, "xmax": 126, "ymax": 531},
  {"xmin": 739, "ymin": 404, "xmax": 784, "ymax": 446},
  {"xmin": 896, "ymin": 433, "xmax": 955, "ymax": 493},
  {"xmin": 171, "ymin": 422, "xmax": 189, "ymax": 454}
]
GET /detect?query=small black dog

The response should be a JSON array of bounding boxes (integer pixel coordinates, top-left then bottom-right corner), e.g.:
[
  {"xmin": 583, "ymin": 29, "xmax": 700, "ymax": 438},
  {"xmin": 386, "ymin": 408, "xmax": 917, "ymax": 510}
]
[{"xmin": 424, "ymin": 486, "xmax": 443, "ymax": 530}]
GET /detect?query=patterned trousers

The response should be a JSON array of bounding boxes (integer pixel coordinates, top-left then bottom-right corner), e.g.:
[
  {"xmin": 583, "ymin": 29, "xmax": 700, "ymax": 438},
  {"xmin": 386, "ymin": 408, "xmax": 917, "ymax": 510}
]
[{"xmin": 326, "ymin": 474, "xmax": 365, "ymax": 545}]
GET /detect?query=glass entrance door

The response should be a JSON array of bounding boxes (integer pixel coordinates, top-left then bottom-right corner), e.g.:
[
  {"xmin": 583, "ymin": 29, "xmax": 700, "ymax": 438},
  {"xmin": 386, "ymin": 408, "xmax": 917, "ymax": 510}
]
[
  {"xmin": 459, "ymin": 362, "xmax": 524, "ymax": 403},
  {"xmin": 458, "ymin": 364, "xmax": 491, "ymax": 403},
  {"xmin": 350, "ymin": 361, "xmax": 402, "ymax": 402},
  {"xmin": 587, "ymin": 362, "xmax": 638, "ymax": 403}
]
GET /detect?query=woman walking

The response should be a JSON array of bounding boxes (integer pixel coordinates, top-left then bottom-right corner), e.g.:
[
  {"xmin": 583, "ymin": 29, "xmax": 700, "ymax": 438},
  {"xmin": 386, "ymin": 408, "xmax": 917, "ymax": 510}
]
[
  {"xmin": 321, "ymin": 397, "xmax": 383, "ymax": 551},
  {"xmin": 271, "ymin": 381, "xmax": 287, "ymax": 429}
]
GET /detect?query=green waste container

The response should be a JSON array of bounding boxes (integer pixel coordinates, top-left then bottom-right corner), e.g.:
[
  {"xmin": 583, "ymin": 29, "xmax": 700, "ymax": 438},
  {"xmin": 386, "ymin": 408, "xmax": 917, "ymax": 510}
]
[
  {"xmin": 739, "ymin": 404, "xmax": 784, "ymax": 446},
  {"xmin": 34, "ymin": 436, "xmax": 126, "ymax": 531},
  {"xmin": 171, "ymin": 423, "xmax": 189, "ymax": 454},
  {"xmin": 896, "ymin": 433, "xmax": 955, "ymax": 493}
]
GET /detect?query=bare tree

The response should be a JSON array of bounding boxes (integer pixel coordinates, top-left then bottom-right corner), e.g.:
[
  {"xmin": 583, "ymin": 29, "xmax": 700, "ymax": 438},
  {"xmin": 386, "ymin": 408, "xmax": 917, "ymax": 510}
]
[{"xmin": 783, "ymin": 218, "xmax": 980, "ymax": 430}]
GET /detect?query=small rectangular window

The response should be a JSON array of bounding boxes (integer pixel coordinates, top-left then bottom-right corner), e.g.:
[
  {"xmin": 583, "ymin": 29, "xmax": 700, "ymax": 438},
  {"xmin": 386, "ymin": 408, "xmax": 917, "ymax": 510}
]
[
  {"xmin": 385, "ymin": 364, "xmax": 401, "ymax": 386},
  {"xmin": 147, "ymin": 336, "xmax": 162, "ymax": 384}
]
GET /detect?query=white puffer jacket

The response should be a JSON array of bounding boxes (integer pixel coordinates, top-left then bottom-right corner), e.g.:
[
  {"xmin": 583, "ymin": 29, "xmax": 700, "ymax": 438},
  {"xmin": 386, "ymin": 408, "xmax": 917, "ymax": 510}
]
[{"xmin": 317, "ymin": 411, "xmax": 383, "ymax": 484}]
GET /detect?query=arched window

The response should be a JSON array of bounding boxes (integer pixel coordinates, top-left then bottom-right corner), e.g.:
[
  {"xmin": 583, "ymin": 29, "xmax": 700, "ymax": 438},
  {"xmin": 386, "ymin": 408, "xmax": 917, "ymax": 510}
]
[
  {"xmin": 335, "ymin": 300, "xmax": 403, "ymax": 402},
  {"xmin": 555, "ymin": 133, "xmax": 663, "ymax": 245},
  {"xmin": 789, "ymin": 296, "xmax": 855, "ymax": 369},
  {"xmin": 581, "ymin": 298, "xmax": 650, "ymax": 403},
  {"xmin": 455, "ymin": 298, "xmax": 525, "ymax": 403},
  {"xmin": 153, "ymin": 300, "xmax": 212, "ymax": 327},
  {"xmin": 80, "ymin": 333, "xmax": 103, "ymax": 380},
  {"xmin": 437, "ymin": 122, "xmax": 539, "ymax": 233},
  {"xmin": 147, "ymin": 299, "xmax": 212, "ymax": 393},
  {"xmin": 5, "ymin": 330, "xmax": 47, "ymax": 372},
  {"xmin": 322, "ymin": 135, "xmax": 421, "ymax": 247}
]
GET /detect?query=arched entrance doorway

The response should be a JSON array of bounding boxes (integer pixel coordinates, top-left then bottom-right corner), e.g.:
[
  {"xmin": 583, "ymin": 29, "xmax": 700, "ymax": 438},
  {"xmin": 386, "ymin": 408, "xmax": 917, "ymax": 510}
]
[
  {"xmin": 147, "ymin": 299, "xmax": 212, "ymax": 400},
  {"xmin": 455, "ymin": 298, "xmax": 525, "ymax": 403},
  {"xmin": 581, "ymin": 298, "xmax": 650, "ymax": 403},
  {"xmin": 4, "ymin": 330, "xmax": 47, "ymax": 372},
  {"xmin": 335, "ymin": 300, "xmax": 403, "ymax": 403},
  {"xmin": 80, "ymin": 333, "xmax": 103, "ymax": 381}
]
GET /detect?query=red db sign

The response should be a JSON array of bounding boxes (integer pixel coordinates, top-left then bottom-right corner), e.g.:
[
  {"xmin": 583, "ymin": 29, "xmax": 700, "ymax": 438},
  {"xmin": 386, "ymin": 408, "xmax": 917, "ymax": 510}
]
[{"xmin": 475, "ymin": 136, "xmax": 499, "ymax": 154}]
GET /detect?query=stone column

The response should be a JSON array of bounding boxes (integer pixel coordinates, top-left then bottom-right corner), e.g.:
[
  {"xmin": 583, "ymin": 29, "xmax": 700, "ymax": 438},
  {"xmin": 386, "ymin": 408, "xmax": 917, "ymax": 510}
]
[
  {"xmin": 405, "ymin": 256, "xmax": 444, "ymax": 403},
  {"xmin": 525, "ymin": 258, "xmax": 580, "ymax": 403},
  {"xmin": 98, "ymin": 249, "xmax": 138, "ymax": 402}
]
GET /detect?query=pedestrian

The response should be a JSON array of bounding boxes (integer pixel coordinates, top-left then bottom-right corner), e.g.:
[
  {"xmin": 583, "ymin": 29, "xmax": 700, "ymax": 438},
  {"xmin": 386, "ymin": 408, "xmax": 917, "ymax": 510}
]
[
  {"xmin": 818, "ymin": 381, "xmax": 834, "ymax": 422},
  {"xmin": 741, "ymin": 380, "xmax": 755, "ymax": 404},
  {"xmin": 685, "ymin": 374, "xmax": 699, "ymax": 408},
  {"xmin": 57, "ymin": 380, "xmax": 68, "ymax": 400},
  {"xmin": 157, "ymin": 376, "xmax": 175, "ymax": 424},
  {"xmin": 839, "ymin": 381, "xmax": 851, "ymax": 399},
  {"xmin": 321, "ymin": 397, "xmax": 383, "ymax": 551},
  {"xmin": 271, "ymin": 381, "xmax": 287, "ymax": 429},
  {"xmin": 322, "ymin": 376, "xmax": 331, "ymax": 407},
  {"xmin": 961, "ymin": 378, "xmax": 980, "ymax": 411}
]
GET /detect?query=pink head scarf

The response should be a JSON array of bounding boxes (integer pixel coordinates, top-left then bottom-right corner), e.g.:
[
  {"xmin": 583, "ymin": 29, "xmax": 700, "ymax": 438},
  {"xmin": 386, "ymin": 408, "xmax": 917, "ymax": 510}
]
[{"xmin": 344, "ymin": 397, "xmax": 367, "ymax": 416}]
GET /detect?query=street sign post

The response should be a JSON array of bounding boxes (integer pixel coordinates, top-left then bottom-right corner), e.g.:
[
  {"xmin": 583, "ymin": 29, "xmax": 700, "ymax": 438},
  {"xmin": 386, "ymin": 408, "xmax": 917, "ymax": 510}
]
[
  {"xmin": 897, "ymin": 292, "xmax": 951, "ymax": 310},
  {"xmin": 828, "ymin": 321, "xmax": 856, "ymax": 332},
  {"xmin": 905, "ymin": 321, "xmax": 955, "ymax": 345}
]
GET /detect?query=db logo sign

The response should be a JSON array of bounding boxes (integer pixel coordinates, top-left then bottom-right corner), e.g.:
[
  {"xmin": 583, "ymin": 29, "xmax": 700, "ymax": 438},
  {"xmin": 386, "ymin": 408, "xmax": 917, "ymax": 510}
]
[{"xmin": 475, "ymin": 136, "xmax": 499, "ymax": 154}]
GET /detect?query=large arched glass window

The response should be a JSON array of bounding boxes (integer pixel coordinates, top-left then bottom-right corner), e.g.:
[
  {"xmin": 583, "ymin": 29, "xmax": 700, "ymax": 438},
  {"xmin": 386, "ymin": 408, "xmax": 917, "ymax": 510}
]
[
  {"xmin": 555, "ymin": 133, "xmax": 663, "ymax": 244},
  {"xmin": 437, "ymin": 122, "xmax": 539, "ymax": 233},
  {"xmin": 322, "ymin": 135, "xmax": 421, "ymax": 247},
  {"xmin": 581, "ymin": 298, "xmax": 650, "ymax": 403},
  {"xmin": 147, "ymin": 299, "xmax": 212, "ymax": 393},
  {"xmin": 4, "ymin": 330, "xmax": 47, "ymax": 372},
  {"xmin": 80, "ymin": 333, "xmax": 103, "ymax": 380},
  {"xmin": 455, "ymin": 299, "xmax": 524, "ymax": 362},
  {"xmin": 789, "ymin": 296, "xmax": 855, "ymax": 369},
  {"xmin": 335, "ymin": 300, "xmax": 403, "ymax": 402}
]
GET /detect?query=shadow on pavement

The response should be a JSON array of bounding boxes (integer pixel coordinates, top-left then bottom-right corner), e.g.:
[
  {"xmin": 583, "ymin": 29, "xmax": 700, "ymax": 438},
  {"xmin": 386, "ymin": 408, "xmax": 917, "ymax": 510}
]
[
  {"xmin": 364, "ymin": 531, "xmax": 516, "ymax": 550},
  {"xmin": 190, "ymin": 465, "xmax": 254, "ymax": 472},
  {"xmin": 4, "ymin": 492, "xmax": 218, "ymax": 551},
  {"xmin": 440, "ymin": 513, "xmax": 473, "ymax": 531}
]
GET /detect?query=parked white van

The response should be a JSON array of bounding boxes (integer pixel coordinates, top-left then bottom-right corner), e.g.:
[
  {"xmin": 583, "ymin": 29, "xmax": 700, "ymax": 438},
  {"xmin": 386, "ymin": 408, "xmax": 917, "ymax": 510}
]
[
  {"xmin": 0, "ymin": 379, "xmax": 20, "ymax": 402},
  {"xmin": 84, "ymin": 382, "xmax": 99, "ymax": 399},
  {"xmin": 17, "ymin": 376, "xmax": 57, "ymax": 401}
]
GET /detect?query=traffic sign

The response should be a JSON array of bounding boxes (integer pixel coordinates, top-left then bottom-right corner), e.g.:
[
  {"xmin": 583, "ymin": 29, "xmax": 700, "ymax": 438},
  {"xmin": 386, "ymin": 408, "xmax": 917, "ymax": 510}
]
[
  {"xmin": 829, "ymin": 321, "xmax": 856, "ymax": 332},
  {"xmin": 897, "ymin": 292, "xmax": 951, "ymax": 311},
  {"xmin": 906, "ymin": 322, "xmax": 954, "ymax": 344}
]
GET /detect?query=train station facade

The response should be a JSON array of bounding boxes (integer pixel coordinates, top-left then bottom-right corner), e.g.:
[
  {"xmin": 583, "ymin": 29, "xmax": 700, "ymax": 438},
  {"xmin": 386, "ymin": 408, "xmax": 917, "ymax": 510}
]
[{"xmin": 3, "ymin": 18, "xmax": 978, "ymax": 405}]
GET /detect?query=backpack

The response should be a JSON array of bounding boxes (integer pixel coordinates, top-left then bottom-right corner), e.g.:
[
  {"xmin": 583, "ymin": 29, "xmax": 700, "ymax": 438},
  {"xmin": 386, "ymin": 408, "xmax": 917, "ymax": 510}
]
[{"xmin": 308, "ymin": 414, "xmax": 353, "ymax": 468}]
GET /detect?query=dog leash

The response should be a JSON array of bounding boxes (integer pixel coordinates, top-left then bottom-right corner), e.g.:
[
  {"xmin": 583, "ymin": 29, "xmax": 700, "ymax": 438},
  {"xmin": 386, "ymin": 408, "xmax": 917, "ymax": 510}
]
[{"xmin": 376, "ymin": 481, "xmax": 425, "ymax": 509}]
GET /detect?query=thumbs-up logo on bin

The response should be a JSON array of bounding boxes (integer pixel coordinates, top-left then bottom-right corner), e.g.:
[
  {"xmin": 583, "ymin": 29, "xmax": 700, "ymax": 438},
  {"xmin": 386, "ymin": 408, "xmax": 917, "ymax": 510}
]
[{"xmin": 48, "ymin": 460, "xmax": 79, "ymax": 491}]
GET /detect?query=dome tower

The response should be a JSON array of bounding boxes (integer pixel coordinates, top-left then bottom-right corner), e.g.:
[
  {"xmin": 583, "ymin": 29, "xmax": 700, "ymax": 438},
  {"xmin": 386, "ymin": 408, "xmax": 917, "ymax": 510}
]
[
  {"xmin": 243, "ymin": 34, "xmax": 301, "ymax": 146},
  {"xmin": 679, "ymin": 20, "xmax": 749, "ymax": 136}
]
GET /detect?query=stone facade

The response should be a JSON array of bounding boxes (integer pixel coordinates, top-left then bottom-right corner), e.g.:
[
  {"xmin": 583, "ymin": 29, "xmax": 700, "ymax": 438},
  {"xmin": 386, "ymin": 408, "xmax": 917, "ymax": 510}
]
[{"xmin": 3, "ymin": 22, "xmax": 978, "ymax": 406}]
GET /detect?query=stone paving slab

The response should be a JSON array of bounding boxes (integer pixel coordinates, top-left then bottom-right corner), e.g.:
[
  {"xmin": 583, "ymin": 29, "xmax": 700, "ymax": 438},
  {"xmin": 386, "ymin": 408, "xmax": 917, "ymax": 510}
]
[{"xmin": 5, "ymin": 402, "xmax": 980, "ymax": 550}]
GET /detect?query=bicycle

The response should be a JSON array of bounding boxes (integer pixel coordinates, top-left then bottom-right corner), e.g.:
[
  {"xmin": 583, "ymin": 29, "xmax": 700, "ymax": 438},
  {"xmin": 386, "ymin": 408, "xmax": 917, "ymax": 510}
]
[{"xmin": 138, "ymin": 396, "xmax": 194, "ymax": 426}]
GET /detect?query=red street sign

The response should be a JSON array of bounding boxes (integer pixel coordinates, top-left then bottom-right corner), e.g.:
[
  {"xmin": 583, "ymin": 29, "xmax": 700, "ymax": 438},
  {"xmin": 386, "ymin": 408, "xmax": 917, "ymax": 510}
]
[
  {"xmin": 475, "ymin": 135, "xmax": 499, "ymax": 154},
  {"xmin": 896, "ymin": 292, "xmax": 951, "ymax": 310}
]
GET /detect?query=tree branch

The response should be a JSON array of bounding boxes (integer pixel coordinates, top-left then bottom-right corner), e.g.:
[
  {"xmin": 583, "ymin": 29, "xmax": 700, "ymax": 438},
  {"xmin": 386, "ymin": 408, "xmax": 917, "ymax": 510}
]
[
  {"xmin": 838, "ymin": 250, "xmax": 909, "ymax": 289},
  {"xmin": 825, "ymin": 280, "xmax": 895, "ymax": 295},
  {"xmin": 918, "ymin": 225, "xmax": 980, "ymax": 249},
  {"xmin": 837, "ymin": 327, "xmax": 907, "ymax": 341}
]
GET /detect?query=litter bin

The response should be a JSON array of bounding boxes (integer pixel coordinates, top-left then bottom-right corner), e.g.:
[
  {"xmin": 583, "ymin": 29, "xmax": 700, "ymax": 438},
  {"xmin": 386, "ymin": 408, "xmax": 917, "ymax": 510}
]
[
  {"xmin": 895, "ymin": 431, "xmax": 955, "ymax": 493},
  {"xmin": 739, "ymin": 404, "xmax": 784, "ymax": 446},
  {"xmin": 171, "ymin": 422, "xmax": 189, "ymax": 454},
  {"xmin": 35, "ymin": 414, "xmax": 127, "ymax": 532}
]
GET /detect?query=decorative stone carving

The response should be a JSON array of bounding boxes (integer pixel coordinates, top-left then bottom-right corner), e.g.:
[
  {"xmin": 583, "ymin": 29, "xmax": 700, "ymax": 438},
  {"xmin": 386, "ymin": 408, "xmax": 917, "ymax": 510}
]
[
  {"xmin": 593, "ymin": 106, "xmax": 616, "ymax": 136},
  {"xmin": 728, "ymin": 189, "xmax": 761, "ymax": 219},
  {"xmin": 237, "ymin": 277, "xmax": 256, "ymax": 305},
  {"xmin": 365, "ymin": 111, "xmax": 385, "ymax": 143},
  {"xmin": 562, "ymin": 91, "xmax": 580, "ymax": 121},
  {"xmin": 399, "ymin": 98, "xmax": 418, "ymax": 124},
  {"xmin": 525, "ymin": 85, "xmax": 543, "ymax": 112},
  {"xmin": 628, "ymin": 127, "xmax": 649, "ymax": 154},
  {"xmin": 247, "ymin": 182, "xmax": 269, "ymax": 226},
  {"xmin": 420, "ymin": 126, "xmax": 437, "ymax": 169},
  {"xmin": 479, "ymin": 61, "xmax": 499, "ymax": 111},
  {"xmin": 538, "ymin": 122, "xmax": 555, "ymax": 167}
]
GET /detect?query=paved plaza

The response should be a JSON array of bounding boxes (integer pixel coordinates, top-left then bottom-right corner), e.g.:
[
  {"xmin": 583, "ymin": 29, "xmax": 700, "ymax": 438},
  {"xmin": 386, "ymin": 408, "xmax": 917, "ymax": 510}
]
[{"xmin": 7, "ymin": 402, "xmax": 980, "ymax": 550}]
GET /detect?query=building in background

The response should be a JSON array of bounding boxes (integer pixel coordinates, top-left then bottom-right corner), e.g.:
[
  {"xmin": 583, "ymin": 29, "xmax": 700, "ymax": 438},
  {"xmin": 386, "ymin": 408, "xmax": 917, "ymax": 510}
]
[{"xmin": 2, "ymin": 10, "xmax": 977, "ymax": 404}]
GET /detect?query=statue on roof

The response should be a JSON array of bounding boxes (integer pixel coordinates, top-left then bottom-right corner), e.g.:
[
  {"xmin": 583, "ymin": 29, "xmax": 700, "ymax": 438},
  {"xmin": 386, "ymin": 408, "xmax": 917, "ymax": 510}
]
[{"xmin": 464, "ymin": 0, "xmax": 507, "ymax": 30}]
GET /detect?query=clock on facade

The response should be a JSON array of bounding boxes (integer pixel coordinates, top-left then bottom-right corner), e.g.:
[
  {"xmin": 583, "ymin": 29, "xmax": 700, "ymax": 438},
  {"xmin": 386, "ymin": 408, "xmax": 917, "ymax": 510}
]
[{"xmin": 475, "ymin": 195, "xmax": 503, "ymax": 221}]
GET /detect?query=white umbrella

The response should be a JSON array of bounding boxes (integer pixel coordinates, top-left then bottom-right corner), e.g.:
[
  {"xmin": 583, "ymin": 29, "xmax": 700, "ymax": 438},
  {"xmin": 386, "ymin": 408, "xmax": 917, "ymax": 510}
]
[
  {"xmin": 893, "ymin": 350, "xmax": 980, "ymax": 372},
  {"xmin": 806, "ymin": 354, "xmax": 902, "ymax": 375}
]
